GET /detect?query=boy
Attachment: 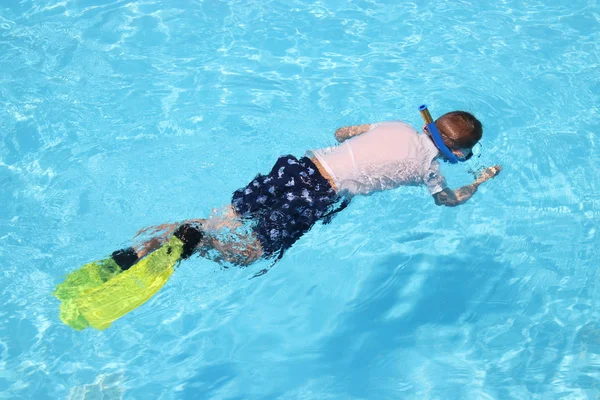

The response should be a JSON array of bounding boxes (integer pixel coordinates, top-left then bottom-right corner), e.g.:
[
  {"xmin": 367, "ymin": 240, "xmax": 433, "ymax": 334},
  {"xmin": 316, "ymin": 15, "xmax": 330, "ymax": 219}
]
[{"xmin": 112, "ymin": 110, "xmax": 501, "ymax": 270}]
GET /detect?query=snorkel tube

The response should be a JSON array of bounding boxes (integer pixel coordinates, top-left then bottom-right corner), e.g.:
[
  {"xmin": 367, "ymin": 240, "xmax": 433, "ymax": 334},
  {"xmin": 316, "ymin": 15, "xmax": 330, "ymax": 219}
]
[{"xmin": 419, "ymin": 104, "xmax": 459, "ymax": 164}]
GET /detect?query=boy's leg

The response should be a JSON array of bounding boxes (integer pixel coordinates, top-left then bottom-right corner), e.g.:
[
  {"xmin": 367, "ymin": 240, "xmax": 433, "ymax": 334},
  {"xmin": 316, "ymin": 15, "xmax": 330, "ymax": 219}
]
[
  {"xmin": 133, "ymin": 220, "xmax": 204, "ymax": 259},
  {"xmin": 132, "ymin": 207, "xmax": 264, "ymax": 267},
  {"xmin": 200, "ymin": 206, "xmax": 264, "ymax": 266}
]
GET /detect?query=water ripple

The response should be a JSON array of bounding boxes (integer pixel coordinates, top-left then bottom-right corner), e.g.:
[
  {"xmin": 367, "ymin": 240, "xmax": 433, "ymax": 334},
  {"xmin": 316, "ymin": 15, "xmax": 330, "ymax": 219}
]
[{"xmin": 0, "ymin": 0, "xmax": 599, "ymax": 398}]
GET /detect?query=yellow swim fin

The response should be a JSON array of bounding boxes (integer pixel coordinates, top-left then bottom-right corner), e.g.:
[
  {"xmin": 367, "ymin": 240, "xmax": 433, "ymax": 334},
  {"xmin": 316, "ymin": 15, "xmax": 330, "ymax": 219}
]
[
  {"xmin": 54, "ymin": 236, "xmax": 184, "ymax": 330},
  {"xmin": 54, "ymin": 257, "xmax": 124, "ymax": 330}
]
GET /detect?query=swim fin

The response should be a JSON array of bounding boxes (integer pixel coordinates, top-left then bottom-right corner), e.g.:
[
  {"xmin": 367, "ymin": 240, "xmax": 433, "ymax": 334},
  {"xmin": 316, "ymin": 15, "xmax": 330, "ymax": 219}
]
[
  {"xmin": 54, "ymin": 236, "xmax": 185, "ymax": 330},
  {"xmin": 53, "ymin": 257, "xmax": 124, "ymax": 330}
]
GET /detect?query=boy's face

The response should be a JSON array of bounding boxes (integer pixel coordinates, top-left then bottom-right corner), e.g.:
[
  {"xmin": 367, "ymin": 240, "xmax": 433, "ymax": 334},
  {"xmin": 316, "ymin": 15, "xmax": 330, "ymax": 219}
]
[{"xmin": 450, "ymin": 146, "xmax": 474, "ymax": 161}]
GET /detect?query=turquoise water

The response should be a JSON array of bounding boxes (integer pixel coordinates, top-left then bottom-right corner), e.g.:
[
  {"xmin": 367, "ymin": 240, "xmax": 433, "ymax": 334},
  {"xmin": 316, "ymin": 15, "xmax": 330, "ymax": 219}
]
[{"xmin": 1, "ymin": 0, "xmax": 599, "ymax": 398}]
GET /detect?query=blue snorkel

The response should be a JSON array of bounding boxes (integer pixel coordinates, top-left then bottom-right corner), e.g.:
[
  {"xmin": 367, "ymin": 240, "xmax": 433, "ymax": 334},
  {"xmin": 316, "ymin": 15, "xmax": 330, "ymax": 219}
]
[{"xmin": 419, "ymin": 104, "xmax": 459, "ymax": 164}]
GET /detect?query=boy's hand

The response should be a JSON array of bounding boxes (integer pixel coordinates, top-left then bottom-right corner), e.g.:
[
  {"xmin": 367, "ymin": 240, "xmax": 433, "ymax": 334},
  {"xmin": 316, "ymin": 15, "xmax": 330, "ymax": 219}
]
[
  {"xmin": 335, "ymin": 124, "xmax": 371, "ymax": 143},
  {"xmin": 475, "ymin": 165, "xmax": 502, "ymax": 185},
  {"xmin": 433, "ymin": 165, "xmax": 501, "ymax": 207}
]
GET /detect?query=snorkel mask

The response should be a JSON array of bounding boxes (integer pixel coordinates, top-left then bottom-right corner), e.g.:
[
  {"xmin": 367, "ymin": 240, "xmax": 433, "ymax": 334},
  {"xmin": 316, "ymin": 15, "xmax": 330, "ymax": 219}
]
[{"xmin": 419, "ymin": 104, "xmax": 469, "ymax": 164}]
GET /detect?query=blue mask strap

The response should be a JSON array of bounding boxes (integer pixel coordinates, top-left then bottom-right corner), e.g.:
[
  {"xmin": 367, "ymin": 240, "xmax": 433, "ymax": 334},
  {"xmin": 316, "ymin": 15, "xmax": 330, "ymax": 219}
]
[{"xmin": 418, "ymin": 104, "xmax": 459, "ymax": 164}]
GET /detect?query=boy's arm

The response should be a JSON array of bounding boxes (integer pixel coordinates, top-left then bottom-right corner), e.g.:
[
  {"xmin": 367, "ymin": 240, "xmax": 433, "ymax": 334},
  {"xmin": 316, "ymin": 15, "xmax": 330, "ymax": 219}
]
[
  {"xmin": 334, "ymin": 124, "xmax": 372, "ymax": 143},
  {"xmin": 433, "ymin": 166, "xmax": 502, "ymax": 207}
]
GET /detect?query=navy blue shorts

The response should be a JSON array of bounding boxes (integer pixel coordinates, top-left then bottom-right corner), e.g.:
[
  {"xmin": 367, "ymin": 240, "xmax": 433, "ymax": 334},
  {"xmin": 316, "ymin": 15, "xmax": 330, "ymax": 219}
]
[{"xmin": 232, "ymin": 155, "xmax": 348, "ymax": 258}]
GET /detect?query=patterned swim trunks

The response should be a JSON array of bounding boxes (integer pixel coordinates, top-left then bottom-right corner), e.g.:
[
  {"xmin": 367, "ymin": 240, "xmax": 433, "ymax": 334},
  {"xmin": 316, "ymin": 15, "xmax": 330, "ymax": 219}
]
[{"xmin": 231, "ymin": 155, "xmax": 348, "ymax": 258}]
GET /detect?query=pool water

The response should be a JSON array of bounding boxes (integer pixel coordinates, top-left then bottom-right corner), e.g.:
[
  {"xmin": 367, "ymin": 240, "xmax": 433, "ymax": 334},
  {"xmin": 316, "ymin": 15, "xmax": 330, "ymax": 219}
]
[{"xmin": 1, "ymin": 0, "xmax": 599, "ymax": 398}]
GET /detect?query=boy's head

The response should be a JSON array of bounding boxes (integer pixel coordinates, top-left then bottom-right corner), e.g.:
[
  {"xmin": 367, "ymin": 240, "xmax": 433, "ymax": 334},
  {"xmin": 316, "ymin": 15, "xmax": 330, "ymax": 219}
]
[{"xmin": 433, "ymin": 111, "xmax": 482, "ymax": 161}]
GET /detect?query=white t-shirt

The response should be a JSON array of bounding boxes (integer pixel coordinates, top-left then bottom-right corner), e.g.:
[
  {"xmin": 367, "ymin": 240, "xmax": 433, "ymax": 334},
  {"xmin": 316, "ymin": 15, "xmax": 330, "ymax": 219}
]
[{"xmin": 308, "ymin": 121, "xmax": 447, "ymax": 196}]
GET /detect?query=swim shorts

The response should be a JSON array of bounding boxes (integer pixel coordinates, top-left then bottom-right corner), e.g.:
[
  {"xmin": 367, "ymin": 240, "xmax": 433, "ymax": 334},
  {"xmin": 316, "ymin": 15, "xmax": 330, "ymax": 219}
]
[{"xmin": 231, "ymin": 155, "xmax": 348, "ymax": 258}]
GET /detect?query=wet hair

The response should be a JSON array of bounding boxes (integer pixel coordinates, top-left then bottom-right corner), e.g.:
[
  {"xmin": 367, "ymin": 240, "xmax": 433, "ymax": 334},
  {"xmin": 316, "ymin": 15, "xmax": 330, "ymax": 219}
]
[{"xmin": 435, "ymin": 111, "xmax": 482, "ymax": 149}]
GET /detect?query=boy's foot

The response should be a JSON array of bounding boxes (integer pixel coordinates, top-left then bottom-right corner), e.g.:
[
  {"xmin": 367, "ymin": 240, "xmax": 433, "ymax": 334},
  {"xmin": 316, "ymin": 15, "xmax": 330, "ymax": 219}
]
[
  {"xmin": 173, "ymin": 223, "xmax": 204, "ymax": 259},
  {"xmin": 111, "ymin": 247, "xmax": 139, "ymax": 271}
]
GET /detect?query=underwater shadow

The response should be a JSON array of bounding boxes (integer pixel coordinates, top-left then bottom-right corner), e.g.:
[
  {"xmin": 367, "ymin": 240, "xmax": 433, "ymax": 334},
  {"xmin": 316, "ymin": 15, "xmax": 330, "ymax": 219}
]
[
  {"xmin": 312, "ymin": 238, "xmax": 514, "ymax": 398},
  {"xmin": 175, "ymin": 361, "xmax": 268, "ymax": 400}
]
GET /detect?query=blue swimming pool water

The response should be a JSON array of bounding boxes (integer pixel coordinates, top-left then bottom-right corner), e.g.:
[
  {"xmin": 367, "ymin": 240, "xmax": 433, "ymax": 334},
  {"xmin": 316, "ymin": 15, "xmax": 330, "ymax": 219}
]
[{"xmin": 1, "ymin": 0, "xmax": 599, "ymax": 398}]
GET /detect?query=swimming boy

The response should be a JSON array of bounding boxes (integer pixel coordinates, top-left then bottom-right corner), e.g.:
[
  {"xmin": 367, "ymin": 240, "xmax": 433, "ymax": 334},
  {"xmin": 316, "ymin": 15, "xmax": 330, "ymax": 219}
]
[{"xmin": 110, "ymin": 109, "xmax": 502, "ymax": 271}]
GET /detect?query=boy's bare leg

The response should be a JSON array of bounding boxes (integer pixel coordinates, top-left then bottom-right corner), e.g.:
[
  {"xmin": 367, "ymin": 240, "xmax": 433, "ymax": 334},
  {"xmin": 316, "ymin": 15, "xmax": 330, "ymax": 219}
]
[
  {"xmin": 201, "ymin": 206, "xmax": 264, "ymax": 266},
  {"xmin": 133, "ymin": 221, "xmax": 204, "ymax": 259},
  {"xmin": 132, "ymin": 206, "xmax": 263, "ymax": 266}
]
